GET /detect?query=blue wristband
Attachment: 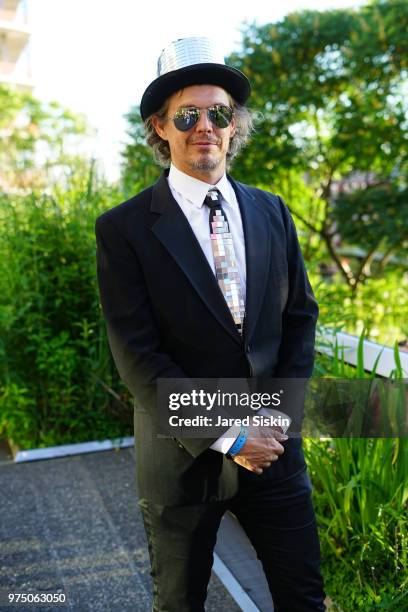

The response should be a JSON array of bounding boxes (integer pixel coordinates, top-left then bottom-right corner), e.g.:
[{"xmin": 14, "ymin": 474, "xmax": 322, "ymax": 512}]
[{"xmin": 228, "ymin": 426, "xmax": 248, "ymax": 457}]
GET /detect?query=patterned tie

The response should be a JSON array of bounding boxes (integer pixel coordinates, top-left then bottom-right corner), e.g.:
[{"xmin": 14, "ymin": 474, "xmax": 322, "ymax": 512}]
[{"xmin": 204, "ymin": 188, "xmax": 246, "ymax": 334}]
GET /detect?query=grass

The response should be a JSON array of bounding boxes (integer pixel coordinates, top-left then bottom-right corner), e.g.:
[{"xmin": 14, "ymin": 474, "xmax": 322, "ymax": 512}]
[{"xmin": 309, "ymin": 333, "xmax": 407, "ymax": 610}]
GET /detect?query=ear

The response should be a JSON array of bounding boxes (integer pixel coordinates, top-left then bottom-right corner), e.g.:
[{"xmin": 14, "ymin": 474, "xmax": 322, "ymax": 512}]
[{"xmin": 151, "ymin": 115, "xmax": 168, "ymax": 141}]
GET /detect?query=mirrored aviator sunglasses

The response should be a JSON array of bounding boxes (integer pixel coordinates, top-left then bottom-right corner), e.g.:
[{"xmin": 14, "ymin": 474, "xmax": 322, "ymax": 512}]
[{"xmin": 172, "ymin": 105, "xmax": 234, "ymax": 132}]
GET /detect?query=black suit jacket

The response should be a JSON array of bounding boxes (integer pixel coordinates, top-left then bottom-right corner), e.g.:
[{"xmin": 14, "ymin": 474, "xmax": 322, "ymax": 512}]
[{"xmin": 95, "ymin": 170, "xmax": 319, "ymax": 505}]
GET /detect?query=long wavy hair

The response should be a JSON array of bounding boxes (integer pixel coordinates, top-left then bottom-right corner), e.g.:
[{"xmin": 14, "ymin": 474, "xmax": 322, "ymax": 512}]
[{"xmin": 144, "ymin": 92, "xmax": 255, "ymax": 169}]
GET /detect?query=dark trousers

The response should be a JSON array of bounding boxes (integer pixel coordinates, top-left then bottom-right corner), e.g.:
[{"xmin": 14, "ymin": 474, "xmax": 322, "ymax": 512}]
[{"xmin": 139, "ymin": 468, "xmax": 326, "ymax": 612}]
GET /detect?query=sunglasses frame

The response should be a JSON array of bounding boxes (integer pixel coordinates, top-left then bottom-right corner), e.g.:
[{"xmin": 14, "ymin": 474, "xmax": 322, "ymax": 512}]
[{"xmin": 170, "ymin": 104, "xmax": 234, "ymax": 132}]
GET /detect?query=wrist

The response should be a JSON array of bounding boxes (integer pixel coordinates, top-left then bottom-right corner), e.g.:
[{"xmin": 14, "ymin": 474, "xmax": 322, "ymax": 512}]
[{"xmin": 227, "ymin": 425, "xmax": 248, "ymax": 458}]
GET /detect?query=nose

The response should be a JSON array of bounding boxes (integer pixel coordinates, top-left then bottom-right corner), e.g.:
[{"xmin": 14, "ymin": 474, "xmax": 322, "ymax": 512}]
[{"xmin": 195, "ymin": 109, "xmax": 212, "ymax": 132}]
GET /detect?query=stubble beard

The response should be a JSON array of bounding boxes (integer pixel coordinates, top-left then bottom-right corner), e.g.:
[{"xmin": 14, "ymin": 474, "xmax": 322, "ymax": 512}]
[
  {"xmin": 189, "ymin": 159, "xmax": 220, "ymax": 171},
  {"xmin": 188, "ymin": 151, "xmax": 223, "ymax": 172}
]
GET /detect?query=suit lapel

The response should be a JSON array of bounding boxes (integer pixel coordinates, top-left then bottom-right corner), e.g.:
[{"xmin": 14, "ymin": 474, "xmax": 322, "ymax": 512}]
[
  {"xmin": 150, "ymin": 172, "xmax": 271, "ymax": 347},
  {"xmin": 228, "ymin": 177, "xmax": 271, "ymax": 345},
  {"xmin": 151, "ymin": 173, "xmax": 242, "ymax": 345}
]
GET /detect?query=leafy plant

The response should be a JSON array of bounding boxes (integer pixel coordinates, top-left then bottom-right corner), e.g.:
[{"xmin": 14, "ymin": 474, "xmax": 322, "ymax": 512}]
[
  {"xmin": 309, "ymin": 328, "xmax": 407, "ymax": 610},
  {"xmin": 0, "ymin": 169, "xmax": 133, "ymax": 448},
  {"xmin": 227, "ymin": 0, "xmax": 408, "ymax": 290}
]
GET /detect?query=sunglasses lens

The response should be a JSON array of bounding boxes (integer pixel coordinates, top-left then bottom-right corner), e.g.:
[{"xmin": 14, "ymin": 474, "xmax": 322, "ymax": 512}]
[
  {"xmin": 208, "ymin": 105, "xmax": 233, "ymax": 128},
  {"xmin": 172, "ymin": 105, "xmax": 233, "ymax": 131},
  {"xmin": 173, "ymin": 108, "xmax": 200, "ymax": 131}
]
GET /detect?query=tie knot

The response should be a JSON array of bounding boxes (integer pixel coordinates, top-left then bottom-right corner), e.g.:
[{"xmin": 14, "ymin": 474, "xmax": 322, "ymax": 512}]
[{"xmin": 204, "ymin": 188, "xmax": 221, "ymax": 209}]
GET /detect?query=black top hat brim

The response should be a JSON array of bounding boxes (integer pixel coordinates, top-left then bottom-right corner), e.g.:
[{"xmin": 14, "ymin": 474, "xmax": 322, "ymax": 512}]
[{"xmin": 140, "ymin": 63, "xmax": 251, "ymax": 121}]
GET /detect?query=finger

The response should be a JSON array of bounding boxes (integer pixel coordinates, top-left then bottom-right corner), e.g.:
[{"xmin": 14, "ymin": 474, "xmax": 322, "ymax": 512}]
[
  {"xmin": 244, "ymin": 461, "xmax": 263, "ymax": 475},
  {"xmin": 233, "ymin": 457, "xmax": 262, "ymax": 475},
  {"xmin": 249, "ymin": 462, "xmax": 264, "ymax": 474},
  {"xmin": 244, "ymin": 461, "xmax": 263, "ymax": 474},
  {"xmin": 269, "ymin": 428, "xmax": 288, "ymax": 440},
  {"xmin": 270, "ymin": 441, "xmax": 285, "ymax": 455}
]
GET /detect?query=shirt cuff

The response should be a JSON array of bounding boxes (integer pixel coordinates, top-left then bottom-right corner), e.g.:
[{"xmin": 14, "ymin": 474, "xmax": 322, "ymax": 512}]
[{"xmin": 209, "ymin": 424, "xmax": 241, "ymax": 454}]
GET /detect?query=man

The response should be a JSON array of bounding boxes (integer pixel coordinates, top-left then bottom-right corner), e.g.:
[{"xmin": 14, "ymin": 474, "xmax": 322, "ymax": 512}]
[{"xmin": 96, "ymin": 37, "xmax": 326, "ymax": 611}]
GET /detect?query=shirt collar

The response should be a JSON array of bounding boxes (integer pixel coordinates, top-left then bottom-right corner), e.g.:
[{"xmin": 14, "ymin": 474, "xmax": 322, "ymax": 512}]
[{"xmin": 168, "ymin": 163, "xmax": 231, "ymax": 209}]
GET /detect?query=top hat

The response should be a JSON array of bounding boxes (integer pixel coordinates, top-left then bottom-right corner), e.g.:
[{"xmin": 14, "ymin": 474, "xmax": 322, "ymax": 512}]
[{"xmin": 140, "ymin": 37, "xmax": 251, "ymax": 121}]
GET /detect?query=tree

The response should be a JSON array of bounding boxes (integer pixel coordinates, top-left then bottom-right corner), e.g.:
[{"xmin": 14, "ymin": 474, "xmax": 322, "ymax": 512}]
[
  {"xmin": 227, "ymin": 0, "xmax": 408, "ymax": 289},
  {"xmin": 0, "ymin": 85, "xmax": 91, "ymax": 191},
  {"xmin": 121, "ymin": 106, "xmax": 161, "ymax": 195}
]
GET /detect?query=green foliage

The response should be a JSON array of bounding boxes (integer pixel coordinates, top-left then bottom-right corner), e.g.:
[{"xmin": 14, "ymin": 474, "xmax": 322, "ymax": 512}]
[
  {"xmin": 121, "ymin": 106, "xmax": 161, "ymax": 196},
  {"xmin": 0, "ymin": 170, "xmax": 133, "ymax": 448},
  {"xmin": 311, "ymin": 329, "xmax": 407, "ymax": 609},
  {"xmin": 0, "ymin": 85, "xmax": 91, "ymax": 190},
  {"xmin": 312, "ymin": 268, "xmax": 408, "ymax": 347},
  {"xmin": 226, "ymin": 0, "xmax": 408, "ymax": 289},
  {"xmin": 333, "ymin": 184, "xmax": 408, "ymax": 259},
  {"xmin": 305, "ymin": 438, "xmax": 407, "ymax": 611},
  {"xmin": 230, "ymin": 1, "xmax": 407, "ymax": 180}
]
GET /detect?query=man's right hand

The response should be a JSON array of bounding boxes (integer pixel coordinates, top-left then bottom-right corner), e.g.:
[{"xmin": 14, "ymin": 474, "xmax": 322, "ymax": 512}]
[{"xmin": 231, "ymin": 425, "xmax": 288, "ymax": 474}]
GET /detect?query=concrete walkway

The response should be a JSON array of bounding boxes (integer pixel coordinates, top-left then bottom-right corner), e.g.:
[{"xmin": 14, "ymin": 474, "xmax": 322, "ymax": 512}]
[{"xmin": 0, "ymin": 446, "xmax": 271, "ymax": 611}]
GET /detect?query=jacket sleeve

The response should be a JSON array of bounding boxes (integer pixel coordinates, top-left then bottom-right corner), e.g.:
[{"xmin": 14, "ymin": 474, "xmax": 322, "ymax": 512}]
[
  {"xmin": 95, "ymin": 213, "xmax": 218, "ymax": 458},
  {"xmin": 273, "ymin": 197, "xmax": 319, "ymax": 378}
]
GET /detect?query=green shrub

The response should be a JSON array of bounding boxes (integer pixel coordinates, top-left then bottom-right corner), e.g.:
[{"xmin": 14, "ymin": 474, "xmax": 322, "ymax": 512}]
[
  {"xmin": 310, "ymin": 332, "xmax": 407, "ymax": 610},
  {"xmin": 312, "ymin": 270, "xmax": 408, "ymax": 348},
  {"xmin": 306, "ymin": 438, "xmax": 407, "ymax": 611},
  {"xmin": 0, "ymin": 174, "xmax": 133, "ymax": 448}
]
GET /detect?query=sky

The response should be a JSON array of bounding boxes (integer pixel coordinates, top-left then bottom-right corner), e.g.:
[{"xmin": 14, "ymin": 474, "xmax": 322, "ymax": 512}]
[{"xmin": 28, "ymin": 0, "xmax": 366, "ymax": 181}]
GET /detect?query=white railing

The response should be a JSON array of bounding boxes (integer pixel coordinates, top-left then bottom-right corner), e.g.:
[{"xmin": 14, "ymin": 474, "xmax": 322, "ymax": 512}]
[{"xmin": 316, "ymin": 329, "xmax": 408, "ymax": 378}]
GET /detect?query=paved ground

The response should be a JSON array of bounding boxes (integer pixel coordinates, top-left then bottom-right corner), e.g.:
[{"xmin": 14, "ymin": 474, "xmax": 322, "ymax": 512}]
[{"xmin": 0, "ymin": 448, "xmax": 243, "ymax": 612}]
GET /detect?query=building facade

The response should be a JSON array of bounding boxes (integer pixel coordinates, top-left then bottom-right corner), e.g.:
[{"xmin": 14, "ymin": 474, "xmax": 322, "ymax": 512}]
[{"xmin": 0, "ymin": 0, "xmax": 32, "ymax": 90}]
